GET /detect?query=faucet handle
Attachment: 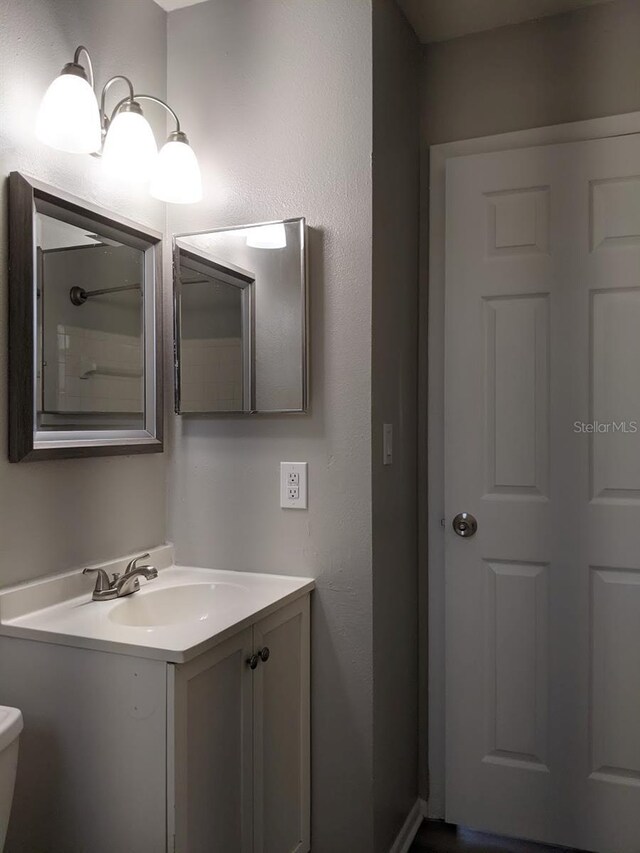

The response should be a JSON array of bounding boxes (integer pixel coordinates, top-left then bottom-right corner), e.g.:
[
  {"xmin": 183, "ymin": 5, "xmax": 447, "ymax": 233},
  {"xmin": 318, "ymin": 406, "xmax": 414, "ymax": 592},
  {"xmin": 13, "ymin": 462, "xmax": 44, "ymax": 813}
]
[
  {"xmin": 82, "ymin": 567, "xmax": 113, "ymax": 594},
  {"xmin": 125, "ymin": 553, "xmax": 151, "ymax": 574}
]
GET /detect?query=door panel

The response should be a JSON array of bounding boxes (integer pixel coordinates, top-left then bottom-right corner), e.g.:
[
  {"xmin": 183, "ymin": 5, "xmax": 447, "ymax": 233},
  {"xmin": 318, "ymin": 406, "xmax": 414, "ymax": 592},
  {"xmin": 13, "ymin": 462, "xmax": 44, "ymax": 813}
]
[
  {"xmin": 253, "ymin": 598, "xmax": 310, "ymax": 853},
  {"xmin": 591, "ymin": 568, "xmax": 640, "ymax": 784},
  {"xmin": 484, "ymin": 560, "xmax": 548, "ymax": 771},
  {"xmin": 173, "ymin": 629, "xmax": 254, "ymax": 853},
  {"xmin": 445, "ymin": 133, "xmax": 640, "ymax": 852},
  {"xmin": 590, "ymin": 288, "xmax": 640, "ymax": 499},
  {"xmin": 484, "ymin": 294, "xmax": 549, "ymax": 498}
]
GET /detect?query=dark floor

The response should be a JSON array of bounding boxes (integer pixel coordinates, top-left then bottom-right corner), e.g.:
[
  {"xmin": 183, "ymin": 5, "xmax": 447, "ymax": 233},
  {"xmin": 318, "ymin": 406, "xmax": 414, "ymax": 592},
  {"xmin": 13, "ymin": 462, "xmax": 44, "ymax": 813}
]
[{"xmin": 410, "ymin": 821, "xmax": 575, "ymax": 853}]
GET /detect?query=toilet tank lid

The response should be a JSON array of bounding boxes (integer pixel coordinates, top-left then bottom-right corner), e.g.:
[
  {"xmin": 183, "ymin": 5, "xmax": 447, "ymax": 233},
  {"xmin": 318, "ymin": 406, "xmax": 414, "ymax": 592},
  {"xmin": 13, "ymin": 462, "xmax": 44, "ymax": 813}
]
[{"xmin": 0, "ymin": 706, "xmax": 23, "ymax": 751}]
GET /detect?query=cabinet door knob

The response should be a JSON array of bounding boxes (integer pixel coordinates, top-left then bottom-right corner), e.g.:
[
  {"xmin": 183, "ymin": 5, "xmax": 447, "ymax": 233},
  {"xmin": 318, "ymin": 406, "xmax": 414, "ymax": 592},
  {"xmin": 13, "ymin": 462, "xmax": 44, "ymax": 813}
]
[
  {"xmin": 258, "ymin": 647, "xmax": 270, "ymax": 662},
  {"xmin": 247, "ymin": 654, "xmax": 259, "ymax": 670}
]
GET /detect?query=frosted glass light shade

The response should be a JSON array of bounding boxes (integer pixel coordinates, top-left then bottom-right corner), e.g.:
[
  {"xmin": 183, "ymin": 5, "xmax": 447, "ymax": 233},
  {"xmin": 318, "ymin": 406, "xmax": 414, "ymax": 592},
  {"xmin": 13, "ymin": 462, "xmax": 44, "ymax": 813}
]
[
  {"xmin": 150, "ymin": 135, "xmax": 202, "ymax": 204},
  {"xmin": 102, "ymin": 108, "xmax": 158, "ymax": 182},
  {"xmin": 36, "ymin": 71, "xmax": 101, "ymax": 154},
  {"xmin": 246, "ymin": 223, "xmax": 287, "ymax": 249}
]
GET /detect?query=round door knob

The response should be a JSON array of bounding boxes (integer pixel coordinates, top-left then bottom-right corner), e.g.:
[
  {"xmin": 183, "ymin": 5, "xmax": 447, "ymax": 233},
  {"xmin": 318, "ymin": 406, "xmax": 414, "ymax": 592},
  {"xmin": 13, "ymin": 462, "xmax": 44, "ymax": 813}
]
[
  {"xmin": 452, "ymin": 512, "xmax": 477, "ymax": 538},
  {"xmin": 258, "ymin": 647, "xmax": 270, "ymax": 662},
  {"xmin": 247, "ymin": 654, "xmax": 259, "ymax": 670}
]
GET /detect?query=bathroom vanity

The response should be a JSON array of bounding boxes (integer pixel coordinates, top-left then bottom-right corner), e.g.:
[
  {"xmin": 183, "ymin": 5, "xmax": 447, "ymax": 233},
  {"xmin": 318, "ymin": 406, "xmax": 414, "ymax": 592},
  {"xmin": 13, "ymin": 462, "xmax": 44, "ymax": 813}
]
[{"xmin": 0, "ymin": 546, "xmax": 312, "ymax": 853}]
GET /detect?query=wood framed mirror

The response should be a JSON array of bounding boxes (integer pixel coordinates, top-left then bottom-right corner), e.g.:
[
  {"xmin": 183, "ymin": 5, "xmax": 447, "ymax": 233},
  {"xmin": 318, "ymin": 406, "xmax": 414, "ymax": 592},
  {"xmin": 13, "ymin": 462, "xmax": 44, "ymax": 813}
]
[{"xmin": 8, "ymin": 172, "xmax": 163, "ymax": 461}]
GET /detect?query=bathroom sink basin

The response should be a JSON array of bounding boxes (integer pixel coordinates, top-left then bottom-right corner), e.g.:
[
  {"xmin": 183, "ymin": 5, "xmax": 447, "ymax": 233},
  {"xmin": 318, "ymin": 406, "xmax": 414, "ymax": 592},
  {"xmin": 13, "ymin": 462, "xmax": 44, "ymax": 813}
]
[
  {"xmin": 0, "ymin": 551, "xmax": 314, "ymax": 662},
  {"xmin": 108, "ymin": 582, "xmax": 247, "ymax": 627}
]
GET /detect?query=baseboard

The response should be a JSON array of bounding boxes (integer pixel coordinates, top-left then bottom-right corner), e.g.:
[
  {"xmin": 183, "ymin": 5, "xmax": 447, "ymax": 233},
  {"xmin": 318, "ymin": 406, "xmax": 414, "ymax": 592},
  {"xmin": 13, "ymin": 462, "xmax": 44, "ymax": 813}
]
[{"xmin": 389, "ymin": 798, "xmax": 428, "ymax": 853}]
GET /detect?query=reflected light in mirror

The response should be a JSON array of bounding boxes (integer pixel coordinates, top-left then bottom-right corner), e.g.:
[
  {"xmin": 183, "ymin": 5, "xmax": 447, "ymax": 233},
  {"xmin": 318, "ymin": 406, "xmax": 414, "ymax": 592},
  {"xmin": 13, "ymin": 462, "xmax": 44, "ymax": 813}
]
[
  {"xmin": 102, "ymin": 104, "xmax": 158, "ymax": 182},
  {"xmin": 246, "ymin": 223, "xmax": 287, "ymax": 249},
  {"xmin": 36, "ymin": 71, "xmax": 102, "ymax": 154}
]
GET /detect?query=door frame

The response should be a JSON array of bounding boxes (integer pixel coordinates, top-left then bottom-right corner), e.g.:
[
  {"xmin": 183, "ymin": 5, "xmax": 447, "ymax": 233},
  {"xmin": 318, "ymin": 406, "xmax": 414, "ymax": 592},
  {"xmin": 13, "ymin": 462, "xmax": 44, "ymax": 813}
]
[{"xmin": 425, "ymin": 110, "xmax": 640, "ymax": 819}]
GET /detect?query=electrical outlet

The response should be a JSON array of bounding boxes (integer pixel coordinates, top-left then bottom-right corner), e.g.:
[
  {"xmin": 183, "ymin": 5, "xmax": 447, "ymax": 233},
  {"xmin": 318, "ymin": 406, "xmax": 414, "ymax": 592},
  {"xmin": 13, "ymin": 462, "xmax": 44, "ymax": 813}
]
[{"xmin": 281, "ymin": 462, "xmax": 307, "ymax": 509}]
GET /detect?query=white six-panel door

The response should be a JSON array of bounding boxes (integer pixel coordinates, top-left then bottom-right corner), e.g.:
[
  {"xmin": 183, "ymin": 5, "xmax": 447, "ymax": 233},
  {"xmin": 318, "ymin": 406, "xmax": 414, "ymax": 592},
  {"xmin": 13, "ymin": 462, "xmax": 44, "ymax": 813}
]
[{"xmin": 445, "ymin": 133, "xmax": 640, "ymax": 853}]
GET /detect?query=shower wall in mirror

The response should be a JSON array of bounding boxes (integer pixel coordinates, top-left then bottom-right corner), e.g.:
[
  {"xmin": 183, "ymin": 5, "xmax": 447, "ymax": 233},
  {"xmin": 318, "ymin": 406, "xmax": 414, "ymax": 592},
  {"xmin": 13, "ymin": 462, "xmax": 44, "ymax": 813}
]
[
  {"xmin": 8, "ymin": 172, "xmax": 162, "ymax": 462},
  {"xmin": 174, "ymin": 218, "xmax": 307, "ymax": 414},
  {"xmin": 38, "ymin": 214, "xmax": 145, "ymax": 425}
]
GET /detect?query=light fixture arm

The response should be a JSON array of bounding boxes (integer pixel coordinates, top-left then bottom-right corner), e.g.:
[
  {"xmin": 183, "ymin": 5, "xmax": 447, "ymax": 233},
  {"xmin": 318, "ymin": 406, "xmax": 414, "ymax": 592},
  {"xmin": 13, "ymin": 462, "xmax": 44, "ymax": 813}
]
[
  {"xmin": 110, "ymin": 93, "xmax": 182, "ymax": 134},
  {"xmin": 73, "ymin": 45, "xmax": 94, "ymax": 89},
  {"xmin": 100, "ymin": 75, "xmax": 135, "ymax": 129}
]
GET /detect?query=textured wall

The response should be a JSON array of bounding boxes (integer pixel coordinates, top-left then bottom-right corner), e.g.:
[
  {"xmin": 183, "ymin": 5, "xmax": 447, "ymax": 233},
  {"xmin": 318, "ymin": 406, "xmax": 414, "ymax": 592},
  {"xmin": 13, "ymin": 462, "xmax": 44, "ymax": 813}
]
[
  {"xmin": 371, "ymin": 2, "xmax": 420, "ymax": 849},
  {"xmin": 167, "ymin": 1, "xmax": 375, "ymax": 849},
  {"xmin": 0, "ymin": 0, "xmax": 168, "ymax": 587},
  {"xmin": 421, "ymin": 0, "xmax": 640, "ymax": 145}
]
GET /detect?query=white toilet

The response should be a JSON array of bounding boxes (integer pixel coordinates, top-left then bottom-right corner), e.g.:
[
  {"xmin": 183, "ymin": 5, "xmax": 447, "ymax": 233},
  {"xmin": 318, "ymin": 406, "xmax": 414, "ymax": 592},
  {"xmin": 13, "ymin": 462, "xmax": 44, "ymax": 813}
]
[{"xmin": 0, "ymin": 706, "xmax": 22, "ymax": 852}]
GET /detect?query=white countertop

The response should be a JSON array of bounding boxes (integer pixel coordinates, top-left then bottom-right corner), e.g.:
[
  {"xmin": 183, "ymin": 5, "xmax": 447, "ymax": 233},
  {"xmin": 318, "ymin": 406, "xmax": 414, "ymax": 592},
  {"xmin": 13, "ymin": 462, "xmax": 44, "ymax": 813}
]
[{"xmin": 0, "ymin": 546, "xmax": 314, "ymax": 663}]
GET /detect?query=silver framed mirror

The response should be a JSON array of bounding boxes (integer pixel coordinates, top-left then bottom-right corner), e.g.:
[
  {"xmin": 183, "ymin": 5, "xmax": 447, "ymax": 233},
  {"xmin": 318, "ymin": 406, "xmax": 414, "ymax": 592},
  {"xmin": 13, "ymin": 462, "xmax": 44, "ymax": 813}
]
[
  {"xmin": 8, "ymin": 172, "xmax": 163, "ymax": 461},
  {"xmin": 173, "ymin": 218, "xmax": 308, "ymax": 414}
]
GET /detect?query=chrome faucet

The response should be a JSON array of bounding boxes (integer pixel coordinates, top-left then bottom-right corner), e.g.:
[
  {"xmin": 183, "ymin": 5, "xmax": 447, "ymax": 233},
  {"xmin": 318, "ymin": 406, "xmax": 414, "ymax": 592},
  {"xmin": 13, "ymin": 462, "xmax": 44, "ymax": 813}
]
[
  {"xmin": 114, "ymin": 559, "xmax": 158, "ymax": 597},
  {"xmin": 83, "ymin": 553, "xmax": 158, "ymax": 601}
]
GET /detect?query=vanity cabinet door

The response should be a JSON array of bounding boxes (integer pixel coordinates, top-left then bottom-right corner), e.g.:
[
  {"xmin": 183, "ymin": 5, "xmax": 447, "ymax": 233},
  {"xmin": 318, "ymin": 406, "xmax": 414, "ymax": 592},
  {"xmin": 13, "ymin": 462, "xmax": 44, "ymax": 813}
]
[
  {"xmin": 252, "ymin": 597, "xmax": 310, "ymax": 853},
  {"xmin": 172, "ymin": 628, "xmax": 254, "ymax": 853}
]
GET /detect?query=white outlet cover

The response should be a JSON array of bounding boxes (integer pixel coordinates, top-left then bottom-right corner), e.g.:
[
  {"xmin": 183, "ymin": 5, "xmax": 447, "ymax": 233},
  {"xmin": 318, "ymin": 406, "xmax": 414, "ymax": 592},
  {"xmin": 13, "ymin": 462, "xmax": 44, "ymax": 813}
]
[{"xmin": 280, "ymin": 462, "xmax": 308, "ymax": 509}]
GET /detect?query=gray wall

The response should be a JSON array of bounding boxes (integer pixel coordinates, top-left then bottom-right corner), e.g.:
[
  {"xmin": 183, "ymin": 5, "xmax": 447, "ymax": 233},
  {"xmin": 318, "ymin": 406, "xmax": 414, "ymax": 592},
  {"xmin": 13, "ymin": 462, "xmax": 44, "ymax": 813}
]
[
  {"xmin": 0, "ymin": 0, "xmax": 168, "ymax": 587},
  {"xmin": 167, "ymin": 1, "xmax": 376, "ymax": 850},
  {"xmin": 372, "ymin": 0, "xmax": 420, "ymax": 850},
  {"xmin": 421, "ymin": 0, "xmax": 640, "ymax": 146}
]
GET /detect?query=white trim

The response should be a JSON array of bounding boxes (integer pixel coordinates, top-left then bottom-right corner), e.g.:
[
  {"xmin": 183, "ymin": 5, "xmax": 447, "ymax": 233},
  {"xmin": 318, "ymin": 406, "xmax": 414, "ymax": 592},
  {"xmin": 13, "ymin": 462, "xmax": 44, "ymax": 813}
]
[
  {"xmin": 388, "ymin": 798, "xmax": 427, "ymax": 853},
  {"xmin": 426, "ymin": 110, "xmax": 640, "ymax": 820}
]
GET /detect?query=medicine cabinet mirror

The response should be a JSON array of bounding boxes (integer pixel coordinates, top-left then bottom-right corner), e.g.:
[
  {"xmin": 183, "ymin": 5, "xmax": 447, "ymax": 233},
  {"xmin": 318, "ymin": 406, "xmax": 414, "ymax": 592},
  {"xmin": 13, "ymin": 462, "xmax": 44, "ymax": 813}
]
[
  {"xmin": 173, "ymin": 218, "xmax": 307, "ymax": 414},
  {"xmin": 8, "ymin": 172, "xmax": 163, "ymax": 461}
]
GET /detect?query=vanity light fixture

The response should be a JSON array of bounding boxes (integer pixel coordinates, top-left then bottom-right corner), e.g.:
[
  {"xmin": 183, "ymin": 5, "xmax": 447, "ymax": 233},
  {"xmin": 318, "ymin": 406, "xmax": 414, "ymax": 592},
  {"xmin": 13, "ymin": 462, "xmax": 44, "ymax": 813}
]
[
  {"xmin": 101, "ymin": 95, "xmax": 158, "ymax": 182},
  {"xmin": 36, "ymin": 46, "xmax": 202, "ymax": 204},
  {"xmin": 151, "ymin": 130, "xmax": 202, "ymax": 204},
  {"xmin": 36, "ymin": 46, "xmax": 102, "ymax": 154}
]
